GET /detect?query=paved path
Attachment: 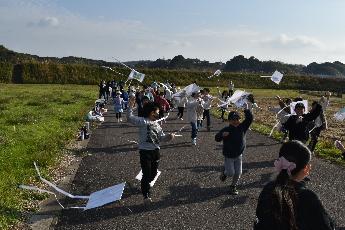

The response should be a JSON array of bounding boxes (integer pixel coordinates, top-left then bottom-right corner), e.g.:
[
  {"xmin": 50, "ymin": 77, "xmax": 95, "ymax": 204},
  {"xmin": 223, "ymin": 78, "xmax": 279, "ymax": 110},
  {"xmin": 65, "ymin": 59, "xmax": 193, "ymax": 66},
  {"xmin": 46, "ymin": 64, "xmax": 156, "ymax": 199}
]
[{"xmin": 55, "ymin": 108, "xmax": 345, "ymax": 230}]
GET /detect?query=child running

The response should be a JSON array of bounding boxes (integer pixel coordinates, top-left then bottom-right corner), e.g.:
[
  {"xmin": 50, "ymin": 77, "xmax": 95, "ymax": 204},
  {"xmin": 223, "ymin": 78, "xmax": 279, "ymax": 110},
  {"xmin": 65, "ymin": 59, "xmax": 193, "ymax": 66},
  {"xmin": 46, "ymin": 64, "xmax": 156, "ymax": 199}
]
[
  {"xmin": 114, "ymin": 90, "xmax": 124, "ymax": 122},
  {"xmin": 127, "ymin": 97, "xmax": 175, "ymax": 204},
  {"xmin": 176, "ymin": 91, "xmax": 188, "ymax": 120},
  {"xmin": 215, "ymin": 102, "xmax": 253, "ymax": 195},
  {"xmin": 187, "ymin": 91, "xmax": 204, "ymax": 145},
  {"xmin": 283, "ymin": 101, "xmax": 322, "ymax": 144},
  {"xmin": 202, "ymin": 88, "xmax": 214, "ymax": 131},
  {"xmin": 254, "ymin": 141, "xmax": 335, "ymax": 229}
]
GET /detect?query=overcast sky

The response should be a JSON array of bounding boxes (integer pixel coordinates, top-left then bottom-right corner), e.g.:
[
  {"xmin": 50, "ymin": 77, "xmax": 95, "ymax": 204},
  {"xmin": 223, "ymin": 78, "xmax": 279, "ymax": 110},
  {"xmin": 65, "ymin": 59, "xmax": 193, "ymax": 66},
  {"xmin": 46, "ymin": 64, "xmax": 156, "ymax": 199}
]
[{"xmin": 1, "ymin": 0, "xmax": 344, "ymax": 65}]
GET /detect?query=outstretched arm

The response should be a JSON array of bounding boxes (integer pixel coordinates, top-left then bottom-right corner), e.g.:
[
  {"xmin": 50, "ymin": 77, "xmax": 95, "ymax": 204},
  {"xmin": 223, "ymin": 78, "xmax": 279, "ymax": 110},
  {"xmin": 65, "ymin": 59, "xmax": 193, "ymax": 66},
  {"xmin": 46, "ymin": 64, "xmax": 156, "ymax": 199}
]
[
  {"xmin": 127, "ymin": 97, "xmax": 146, "ymax": 126},
  {"xmin": 240, "ymin": 102, "xmax": 254, "ymax": 131}
]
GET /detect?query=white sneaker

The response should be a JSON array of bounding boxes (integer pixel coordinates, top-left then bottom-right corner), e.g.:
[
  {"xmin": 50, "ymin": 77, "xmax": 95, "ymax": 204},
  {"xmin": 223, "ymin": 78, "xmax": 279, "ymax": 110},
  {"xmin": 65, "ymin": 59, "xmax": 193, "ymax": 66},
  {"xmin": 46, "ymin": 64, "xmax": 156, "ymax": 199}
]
[
  {"xmin": 180, "ymin": 118, "xmax": 183, "ymax": 120},
  {"xmin": 119, "ymin": 118, "xmax": 123, "ymax": 122},
  {"xmin": 117, "ymin": 119, "xmax": 120, "ymax": 123},
  {"xmin": 192, "ymin": 138, "xmax": 196, "ymax": 145}
]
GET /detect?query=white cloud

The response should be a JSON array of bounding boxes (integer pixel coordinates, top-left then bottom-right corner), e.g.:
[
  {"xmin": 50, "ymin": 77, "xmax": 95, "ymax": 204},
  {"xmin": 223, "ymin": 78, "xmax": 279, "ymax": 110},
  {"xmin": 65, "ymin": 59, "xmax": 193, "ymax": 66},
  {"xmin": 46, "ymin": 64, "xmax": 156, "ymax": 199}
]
[
  {"xmin": 255, "ymin": 33, "xmax": 324, "ymax": 49},
  {"xmin": 28, "ymin": 16, "xmax": 59, "ymax": 27}
]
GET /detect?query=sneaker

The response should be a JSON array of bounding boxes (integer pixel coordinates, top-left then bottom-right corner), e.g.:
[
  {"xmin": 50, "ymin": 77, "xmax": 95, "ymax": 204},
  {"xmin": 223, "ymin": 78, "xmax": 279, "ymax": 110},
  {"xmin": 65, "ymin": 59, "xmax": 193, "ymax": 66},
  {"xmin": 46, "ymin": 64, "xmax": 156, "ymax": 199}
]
[
  {"xmin": 119, "ymin": 118, "xmax": 123, "ymax": 122},
  {"xmin": 143, "ymin": 197, "xmax": 152, "ymax": 205},
  {"xmin": 229, "ymin": 186, "xmax": 239, "ymax": 195},
  {"xmin": 179, "ymin": 118, "xmax": 183, "ymax": 120},
  {"xmin": 192, "ymin": 138, "xmax": 196, "ymax": 145},
  {"xmin": 219, "ymin": 173, "xmax": 227, "ymax": 182}
]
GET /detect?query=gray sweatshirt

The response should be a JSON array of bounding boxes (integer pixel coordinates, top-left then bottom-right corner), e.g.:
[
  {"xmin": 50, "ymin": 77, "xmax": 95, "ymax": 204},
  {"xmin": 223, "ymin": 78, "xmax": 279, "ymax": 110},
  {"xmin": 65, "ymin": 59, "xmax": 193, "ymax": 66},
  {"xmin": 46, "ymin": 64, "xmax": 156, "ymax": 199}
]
[{"xmin": 127, "ymin": 108, "xmax": 172, "ymax": 150}]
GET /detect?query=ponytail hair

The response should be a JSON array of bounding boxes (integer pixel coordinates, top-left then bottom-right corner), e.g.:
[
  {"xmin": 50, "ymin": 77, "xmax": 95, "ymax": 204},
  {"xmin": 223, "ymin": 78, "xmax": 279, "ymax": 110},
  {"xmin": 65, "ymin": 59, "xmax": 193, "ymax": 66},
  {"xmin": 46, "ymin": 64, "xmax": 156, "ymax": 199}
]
[{"xmin": 271, "ymin": 141, "xmax": 311, "ymax": 230}]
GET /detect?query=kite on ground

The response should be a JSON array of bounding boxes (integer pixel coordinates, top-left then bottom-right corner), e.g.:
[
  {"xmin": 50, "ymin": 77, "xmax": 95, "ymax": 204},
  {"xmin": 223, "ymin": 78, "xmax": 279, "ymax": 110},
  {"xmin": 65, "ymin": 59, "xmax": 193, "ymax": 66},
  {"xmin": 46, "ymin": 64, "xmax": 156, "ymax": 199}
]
[{"xmin": 19, "ymin": 162, "xmax": 125, "ymax": 210}]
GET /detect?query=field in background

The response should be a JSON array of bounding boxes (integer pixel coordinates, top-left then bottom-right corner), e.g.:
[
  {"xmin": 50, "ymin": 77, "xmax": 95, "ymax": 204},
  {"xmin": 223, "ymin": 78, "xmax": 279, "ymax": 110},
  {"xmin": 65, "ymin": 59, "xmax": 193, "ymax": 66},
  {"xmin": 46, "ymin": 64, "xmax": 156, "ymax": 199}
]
[
  {"xmin": 0, "ymin": 84, "xmax": 97, "ymax": 229},
  {"xmin": 209, "ymin": 88, "xmax": 345, "ymax": 160}
]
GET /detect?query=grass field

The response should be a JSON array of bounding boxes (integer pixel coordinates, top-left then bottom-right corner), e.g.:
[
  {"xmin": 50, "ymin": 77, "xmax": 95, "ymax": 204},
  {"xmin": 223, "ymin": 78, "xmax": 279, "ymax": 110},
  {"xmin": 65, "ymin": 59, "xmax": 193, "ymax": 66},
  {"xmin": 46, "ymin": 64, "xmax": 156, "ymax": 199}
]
[
  {"xmin": 209, "ymin": 87, "xmax": 345, "ymax": 162},
  {"xmin": 0, "ymin": 84, "xmax": 97, "ymax": 229}
]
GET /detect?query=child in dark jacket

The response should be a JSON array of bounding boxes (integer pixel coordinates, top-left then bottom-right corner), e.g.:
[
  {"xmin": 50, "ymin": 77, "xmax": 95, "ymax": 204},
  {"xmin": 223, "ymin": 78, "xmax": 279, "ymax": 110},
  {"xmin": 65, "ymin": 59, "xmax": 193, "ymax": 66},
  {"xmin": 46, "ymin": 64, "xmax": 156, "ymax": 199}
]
[
  {"xmin": 254, "ymin": 141, "xmax": 335, "ymax": 230},
  {"xmin": 215, "ymin": 103, "xmax": 253, "ymax": 195},
  {"xmin": 283, "ymin": 102, "xmax": 322, "ymax": 144}
]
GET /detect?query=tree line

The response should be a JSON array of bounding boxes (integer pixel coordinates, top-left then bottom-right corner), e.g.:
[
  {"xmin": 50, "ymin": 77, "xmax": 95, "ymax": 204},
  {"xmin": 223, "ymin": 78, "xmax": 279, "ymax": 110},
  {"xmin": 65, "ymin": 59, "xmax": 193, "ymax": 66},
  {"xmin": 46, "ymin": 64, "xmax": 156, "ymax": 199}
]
[{"xmin": 0, "ymin": 45, "xmax": 345, "ymax": 93}]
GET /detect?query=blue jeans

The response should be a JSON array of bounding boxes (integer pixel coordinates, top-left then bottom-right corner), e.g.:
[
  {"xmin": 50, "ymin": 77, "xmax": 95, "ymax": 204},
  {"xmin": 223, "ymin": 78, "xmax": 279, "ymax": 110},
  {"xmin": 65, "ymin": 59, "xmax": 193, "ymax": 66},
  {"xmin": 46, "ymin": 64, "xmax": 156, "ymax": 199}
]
[{"xmin": 191, "ymin": 122, "xmax": 198, "ymax": 139}]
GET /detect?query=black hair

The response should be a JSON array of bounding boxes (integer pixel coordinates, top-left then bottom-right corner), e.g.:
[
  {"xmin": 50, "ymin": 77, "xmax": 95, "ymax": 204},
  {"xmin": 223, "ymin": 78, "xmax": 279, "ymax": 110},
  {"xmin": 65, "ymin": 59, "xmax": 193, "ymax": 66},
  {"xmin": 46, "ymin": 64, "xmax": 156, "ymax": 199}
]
[
  {"xmin": 142, "ymin": 96, "xmax": 150, "ymax": 101},
  {"xmin": 293, "ymin": 97, "xmax": 303, "ymax": 102},
  {"xmin": 221, "ymin": 90, "xmax": 228, "ymax": 98},
  {"xmin": 311, "ymin": 101, "xmax": 318, "ymax": 106},
  {"xmin": 246, "ymin": 94, "xmax": 255, "ymax": 103},
  {"xmin": 295, "ymin": 102, "xmax": 305, "ymax": 109},
  {"xmin": 285, "ymin": 98, "xmax": 292, "ymax": 104},
  {"xmin": 142, "ymin": 102, "xmax": 161, "ymax": 118},
  {"xmin": 271, "ymin": 141, "xmax": 311, "ymax": 230},
  {"xmin": 204, "ymin": 88, "xmax": 210, "ymax": 93}
]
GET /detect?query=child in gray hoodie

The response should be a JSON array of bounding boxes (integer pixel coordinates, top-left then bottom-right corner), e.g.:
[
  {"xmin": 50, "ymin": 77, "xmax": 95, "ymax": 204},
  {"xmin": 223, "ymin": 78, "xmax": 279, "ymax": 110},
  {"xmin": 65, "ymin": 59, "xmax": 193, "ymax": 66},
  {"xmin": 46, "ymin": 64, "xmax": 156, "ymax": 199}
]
[{"xmin": 127, "ymin": 98, "xmax": 175, "ymax": 203}]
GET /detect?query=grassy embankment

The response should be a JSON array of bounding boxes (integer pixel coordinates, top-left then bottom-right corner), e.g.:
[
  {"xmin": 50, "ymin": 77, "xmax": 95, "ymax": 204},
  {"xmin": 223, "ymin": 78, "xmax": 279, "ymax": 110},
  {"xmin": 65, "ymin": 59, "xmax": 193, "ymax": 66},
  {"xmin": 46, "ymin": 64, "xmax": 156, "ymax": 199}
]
[
  {"xmin": 209, "ymin": 87, "xmax": 345, "ymax": 163},
  {"xmin": 0, "ymin": 84, "xmax": 97, "ymax": 229}
]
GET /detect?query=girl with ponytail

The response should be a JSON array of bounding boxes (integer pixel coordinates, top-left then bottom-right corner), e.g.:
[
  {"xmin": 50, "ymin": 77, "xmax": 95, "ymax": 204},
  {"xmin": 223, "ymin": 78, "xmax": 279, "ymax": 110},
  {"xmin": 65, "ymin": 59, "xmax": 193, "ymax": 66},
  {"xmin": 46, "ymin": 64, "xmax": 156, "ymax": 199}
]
[{"xmin": 254, "ymin": 141, "xmax": 335, "ymax": 230}]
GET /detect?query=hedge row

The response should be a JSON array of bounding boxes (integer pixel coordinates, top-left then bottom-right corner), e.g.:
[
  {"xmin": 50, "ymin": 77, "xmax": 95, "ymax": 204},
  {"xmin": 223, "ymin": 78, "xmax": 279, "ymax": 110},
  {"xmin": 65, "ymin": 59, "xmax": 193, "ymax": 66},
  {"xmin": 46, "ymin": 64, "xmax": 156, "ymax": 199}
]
[
  {"xmin": 12, "ymin": 63, "xmax": 122, "ymax": 84},
  {"xmin": 0, "ymin": 62, "xmax": 13, "ymax": 83},
  {"xmin": 2, "ymin": 62, "xmax": 345, "ymax": 93}
]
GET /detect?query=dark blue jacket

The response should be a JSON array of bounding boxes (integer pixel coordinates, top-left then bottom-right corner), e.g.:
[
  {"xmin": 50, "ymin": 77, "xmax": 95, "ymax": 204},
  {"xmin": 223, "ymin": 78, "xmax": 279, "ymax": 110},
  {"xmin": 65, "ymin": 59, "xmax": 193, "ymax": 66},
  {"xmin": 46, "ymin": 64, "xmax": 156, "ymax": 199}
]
[{"xmin": 215, "ymin": 109, "xmax": 253, "ymax": 158}]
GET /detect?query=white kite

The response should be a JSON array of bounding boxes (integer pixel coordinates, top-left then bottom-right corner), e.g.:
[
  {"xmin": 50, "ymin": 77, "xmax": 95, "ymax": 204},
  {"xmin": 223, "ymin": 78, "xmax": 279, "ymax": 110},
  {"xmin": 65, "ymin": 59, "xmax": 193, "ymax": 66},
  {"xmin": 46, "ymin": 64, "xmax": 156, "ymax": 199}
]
[
  {"xmin": 172, "ymin": 83, "xmax": 200, "ymax": 98},
  {"xmin": 19, "ymin": 162, "xmax": 125, "ymax": 210},
  {"xmin": 128, "ymin": 69, "xmax": 145, "ymax": 83},
  {"xmin": 261, "ymin": 70, "xmax": 284, "ymax": 85},
  {"xmin": 208, "ymin": 69, "xmax": 222, "ymax": 79},
  {"xmin": 218, "ymin": 90, "xmax": 251, "ymax": 108},
  {"xmin": 136, "ymin": 170, "xmax": 161, "ymax": 187},
  {"xmin": 334, "ymin": 107, "xmax": 345, "ymax": 121}
]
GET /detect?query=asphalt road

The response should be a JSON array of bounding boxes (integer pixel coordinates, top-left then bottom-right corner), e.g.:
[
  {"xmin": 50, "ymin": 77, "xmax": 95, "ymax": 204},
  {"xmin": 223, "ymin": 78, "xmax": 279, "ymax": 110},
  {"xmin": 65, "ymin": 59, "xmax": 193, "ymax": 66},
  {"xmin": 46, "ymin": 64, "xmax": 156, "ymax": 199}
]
[{"xmin": 55, "ymin": 108, "xmax": 345, "ymax": 230}]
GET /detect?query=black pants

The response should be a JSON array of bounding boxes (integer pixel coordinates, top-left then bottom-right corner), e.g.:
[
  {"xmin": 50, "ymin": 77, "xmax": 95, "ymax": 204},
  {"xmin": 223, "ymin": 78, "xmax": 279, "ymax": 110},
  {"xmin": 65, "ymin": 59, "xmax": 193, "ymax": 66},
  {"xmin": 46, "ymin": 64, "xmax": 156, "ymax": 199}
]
[
  {"xmin": 177, "ymin": 107, "xmax": 184, "ymax": 118},
  {"xmin": 139, "ymin": 149, "xmax": 160, "ymax": 198},
  {"xmin": 203, "ymin": 109, "xmax": 211, "ymax": 127},
  {"xmin": 116, "ymin": 112, "xmax": 122, "ymax": 119},
  {"xmin": 308, "ymin": 126, "xmax": 323, "ymax": 152}
]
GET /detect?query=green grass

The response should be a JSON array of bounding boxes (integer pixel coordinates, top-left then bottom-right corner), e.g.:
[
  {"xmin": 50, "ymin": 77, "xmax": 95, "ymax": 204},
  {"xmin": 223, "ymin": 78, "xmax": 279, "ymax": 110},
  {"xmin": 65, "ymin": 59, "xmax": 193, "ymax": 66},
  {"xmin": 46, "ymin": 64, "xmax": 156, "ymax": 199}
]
[{"xmin": 0, "ymin": 84, "xmax": 97, "ymax": 229}]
